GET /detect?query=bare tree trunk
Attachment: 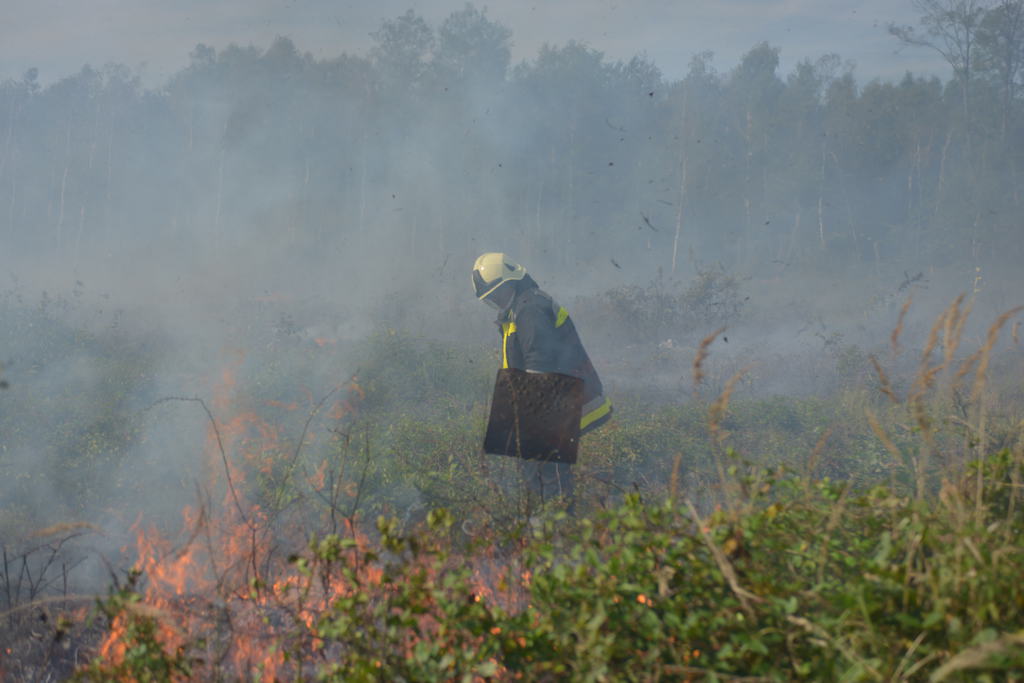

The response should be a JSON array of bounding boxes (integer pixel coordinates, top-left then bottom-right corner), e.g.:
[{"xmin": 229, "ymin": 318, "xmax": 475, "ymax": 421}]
[
  {"xmin": 0, "ymin": 91, "xmax": 16, "ymax": 178},
  {"xmin": 437, "ymin": 196, "xmax": 446, "ymax": 258},
  {"xmin": 935, "ymin": 127, "xmax": 953, "ymax": 220},
  {"xmin": 214, "ymin": 145, "xmax": 225, "ymax": 251},
  {"xmin": 741, "ymin": 109, "xmax": 753, "ymax": 266},
  {"xmin": 57, "ymin": 122, "xmax": 72, "ymax": 254},
  {"xmin": 817, "ymin": 197, "xmax": 826, "ymax": 250},
  {"xmin": 787, "ymin": 206, "xmax": 802, "ymax": 263},
  {"xmin": 104, "ymin": 130, "xmax": 113, "ymax": 250},
  {"xmin": 4, "ymin": 96, "xmax": 16, "ymax": 241},
  {"xmin": 672, "ymin": 87, "xmax": 691, "ymax": 275},
  {"xmin": 911, "ymin": 140, "xmax": 923, "ymax": 256},
  {"xmin": 7, "ymin": 175, "xmax": 14, "ymax": 242},
  {"xmin": 565, "ymin": 118, "xmax": 577, "ymax": 267},
  {"xmin": 672, "ymin": 154, "xmax": 688, "ymax": 275},
  {"xmin": 297, "ymin": 156, "xmax": 310, "ymax": 246},
  {"xmin": 73, "ymin": 205, "xmax": 86, "ymax": 270},
  {"xmin": 89, "ymin": 100, "xmax": 100, "ymax": 171},
  {"xmin": 1012, "ymin": 155, "xmax": 1020, "ymax": 208},
  {"xmin": 410, "ymin": 202, "xmax": 418, "ymax": 256},
  {"xmin": 358, "ymin": 136, "xmax": 367, "ymax": 234},
  {"xmin": 907, "ymin": 147, "xmax": 915, "ymax": 218},
  {"xmin": 817, "ymin": 146, "xmax": 827, "ymax": 250},
  {"xmin": 534, "ymin": 168, "xmax": 545, "ymax": 259},
  {"xmin": 961, "ymin": 68, "xmax": 972, "ymax": 161}
]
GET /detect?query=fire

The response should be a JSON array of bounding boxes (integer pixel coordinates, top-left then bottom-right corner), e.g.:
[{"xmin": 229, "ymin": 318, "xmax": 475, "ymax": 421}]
[
  {"xmin": 95, "ymin": 355, "xmax": 371, "ymax": 680},
  {"xmin": 92, "ymin": 353, "xmax": 531, "ymax": 679}
]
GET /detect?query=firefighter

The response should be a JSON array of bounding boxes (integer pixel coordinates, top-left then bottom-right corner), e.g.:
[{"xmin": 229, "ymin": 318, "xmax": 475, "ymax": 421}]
[{"xmin": 472, "ymin": 252, "xmax": 612, "ymax": 509}]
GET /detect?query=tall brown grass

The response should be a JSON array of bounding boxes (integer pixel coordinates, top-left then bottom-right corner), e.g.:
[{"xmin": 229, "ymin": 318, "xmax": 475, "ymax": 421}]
[{"xmin": 869, "ymin": 296, "xmax": 1023, "ymax": 505}]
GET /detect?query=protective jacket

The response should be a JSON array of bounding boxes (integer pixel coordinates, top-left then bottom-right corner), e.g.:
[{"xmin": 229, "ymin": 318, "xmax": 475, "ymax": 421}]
[{"xmin": 496, "ymin": 276, "xmax": 612, "ymax": 434}]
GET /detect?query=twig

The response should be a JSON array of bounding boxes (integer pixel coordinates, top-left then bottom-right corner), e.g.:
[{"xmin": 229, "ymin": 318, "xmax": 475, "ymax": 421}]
[
  {"xmin": 145, "ymin": 396, "xmax": 248, "ymax": 525},
  {"xmin": 661, "ymin": 666, "xmax": 773, "ymax": 682},
  {"xmin": 3, "ymin": 545, "xmax": 11, "ymax": 628},
  {"xmin": 346, "ymin": 428, "xmax": 374, "ymax": 528},
  {"xmin": 787, "ymin": 615, "xmax": 883, "ymax": 679},
  {"xmin": 684, "ymin": 499, "xmax": 763, "ymax": 617},
  {"xmin": 929, "ymin": 631, "xmax": 1024, "ymax": 682},
  {"xmin": 269, "ymin": 385, "xmax": 342, "ymax": 521},
  {"xmin": 0, "ymin": 593, "xmax": 99, "ymax": 622}
]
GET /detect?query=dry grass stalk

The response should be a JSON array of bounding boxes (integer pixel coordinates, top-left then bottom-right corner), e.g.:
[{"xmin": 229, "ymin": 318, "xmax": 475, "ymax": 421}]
[
  {"xmin": 805, "ymin": 427, "xmax": 833, "ymax": 481},
  {"xmin": 669, "ymin": 452, "xmax": 683, "ymax": 503},
  {"xmin": 891, "ymin": 295, "xmax": 912, "ymax": 354},
  {"xmin": 684, "ymin": 499, "xmax": 763, "ymax": 617},
  {"xmin": 708, "ymin": 366, "xmax": 750, "ymax": 444},
  {"xmin": 967, "ymin": 306, "xmax": 1023, "ymax": 515},
  {"xmin": 941, "ymin": 299, "xmax": 957, "ymax": 363},
  {"xmin": 938, "ymin": 478, "xmax": 968, "ymax": 527},
  {"xmin": 866, "ymin": 408, "xmax": 903, "ymax": 490},
  {"xmin": 929, "ymin": 631, "xmax": 1024, "ymax": 682},
  {"xmin": 904, "ymin": 306, "xmax": 958, "ymax": 497},
  {"xmin": 31, "ymin": 521, "xmax": 102, "ymax": 538},
  {"xmin": 661, "ymin": 666, "xmax": 774, "ymax": 682},
  {"xmin": 911, "ymin": 398, "xmax": 934, "ymax": 440},
  {"xmin": 1013, "ymin": 320, "xmax": 1020, "ymax": 346},
  {"xmin": 692, "ymin": 326, "xmax": 726, "ymax": 391},
  {"xmin": 814, "ymin": 478, "xmax": 848, "ymax": 586},
  {"xmin": 912, "ymin": 299, "xmax": 977, "ymax": 477},
  {"xmin": 941, "ymin": 294, "xmax": 970, "ymax": 367},
  {"xmin": 786, "ymin": 615, "xmax": 884, "ymax": 680},
  {"xmin": 911, "ymin": 306, "xmax": 950, "ymax": 402},
  {"xmin": 969, "ymin": 306, "xmax": 1024, "ymax": 405},
  {"xmin": 1009, "ymin": 438, "xmax": 1024, "ymax": 525},
  {"xmin": 895, "ymin": 633, "xmax": 938, "ymax": 680},
  {"xmin": 953, "ymin": 349, "xmax": 982, "ymax": 388},
  {"xmin": 869, "ymin": 355, "xmax": 899, "ymax": 403},
  {"xmin": 707, "ymin": 366, "xmax": 749, "ymax": 504},
  {"xmin": 0, "ymin": 594, "xmax": 98, "ymax": 621}
]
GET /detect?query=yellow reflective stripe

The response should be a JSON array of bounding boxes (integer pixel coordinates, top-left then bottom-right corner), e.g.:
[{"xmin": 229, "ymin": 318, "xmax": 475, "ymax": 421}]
[
  {"xmin": 501, "ymin": 321, "xmax": 517, "ymax": 369},
  {"xmin": 580, "ymin": 397, "xmax": 612, "ymax": 431},
  {"xmin": 555, "ymin": 306, "xmax": 569, "ymax": 328}
]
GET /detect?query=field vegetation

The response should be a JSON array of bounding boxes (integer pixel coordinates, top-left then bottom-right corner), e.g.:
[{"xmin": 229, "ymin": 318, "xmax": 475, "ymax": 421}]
[{"xmin": 1, "ymin": 280, "xmax": 1023, "ymax": 681}]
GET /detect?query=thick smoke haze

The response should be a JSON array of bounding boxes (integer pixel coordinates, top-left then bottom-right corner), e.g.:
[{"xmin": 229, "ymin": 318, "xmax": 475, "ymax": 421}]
[{"xmin": 1, "ymin": 1, "xmax": 1022, "ymax": 602}]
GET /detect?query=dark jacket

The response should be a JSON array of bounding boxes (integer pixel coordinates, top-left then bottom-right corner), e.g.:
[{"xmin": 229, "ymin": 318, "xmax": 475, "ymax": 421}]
[{"xmin": 497, "ymin": 276, "xmax": 613, "ymax": 434}]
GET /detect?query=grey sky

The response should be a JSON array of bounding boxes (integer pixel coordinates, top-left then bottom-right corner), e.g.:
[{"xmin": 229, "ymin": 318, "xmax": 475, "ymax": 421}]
[{"xmin": 5, "ymin": 0, "xmax": 947, "ymax": 87}]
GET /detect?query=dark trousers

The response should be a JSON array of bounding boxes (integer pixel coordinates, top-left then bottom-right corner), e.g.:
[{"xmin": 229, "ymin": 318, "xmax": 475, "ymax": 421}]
[{"xmin": 521, "ymin": 459, "xmax": 575, "ymax": 513}]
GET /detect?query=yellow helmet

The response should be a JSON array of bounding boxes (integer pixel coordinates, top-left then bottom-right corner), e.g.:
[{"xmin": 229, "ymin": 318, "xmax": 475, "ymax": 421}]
[{"xmin": 472, "ymin": 253, "xmax": 527, "ymax": 300}]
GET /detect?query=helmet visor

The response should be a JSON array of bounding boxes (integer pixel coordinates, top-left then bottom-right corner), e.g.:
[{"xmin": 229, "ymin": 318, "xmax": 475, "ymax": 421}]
[{"xmin": 473, "ymin": 269, "xmax": 501, "ymax": 299}]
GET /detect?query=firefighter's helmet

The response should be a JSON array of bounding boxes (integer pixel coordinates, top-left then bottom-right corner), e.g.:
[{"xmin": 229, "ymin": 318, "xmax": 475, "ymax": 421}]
[{"xmin": 472, "ymin": 253, "xmax": 526, "ymax": 301}]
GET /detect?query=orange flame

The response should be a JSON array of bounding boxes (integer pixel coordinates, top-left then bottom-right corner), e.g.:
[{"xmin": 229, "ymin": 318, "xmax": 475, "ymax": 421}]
[{"xmin": 96, "ymin": 358, "xmax": 372, "ymax": 680}]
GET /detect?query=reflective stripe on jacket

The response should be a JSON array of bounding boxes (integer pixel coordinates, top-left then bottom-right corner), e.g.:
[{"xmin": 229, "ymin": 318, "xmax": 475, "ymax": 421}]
[{"xmin": 498, "ymin": 278, "xmax": 612, "ymax": 435}]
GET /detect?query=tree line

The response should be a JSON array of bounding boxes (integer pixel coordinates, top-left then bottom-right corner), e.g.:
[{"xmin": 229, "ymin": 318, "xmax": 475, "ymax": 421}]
[{"xmin": 1, "ymin": 2, "xmax": 1022, "ymax": 283}]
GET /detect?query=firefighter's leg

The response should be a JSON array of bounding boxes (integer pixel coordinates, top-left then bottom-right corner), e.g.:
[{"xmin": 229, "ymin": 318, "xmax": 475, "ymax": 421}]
[
  {"xmin": 551, "ymin": 461, "xmax": 576, "ymax": 515},
  {"xmin": 522, "ymin": 459, "xmax": 575, "ymax": 514}
]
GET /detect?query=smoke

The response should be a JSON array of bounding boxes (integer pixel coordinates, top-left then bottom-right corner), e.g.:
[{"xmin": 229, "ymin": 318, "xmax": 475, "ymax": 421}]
[{"xmin": 1, "ymin": 6, "xmax": 1023, "ymax": 612}]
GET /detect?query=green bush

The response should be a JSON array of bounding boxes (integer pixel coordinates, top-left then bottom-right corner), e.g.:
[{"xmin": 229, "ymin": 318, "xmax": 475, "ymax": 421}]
[
  {"xmin": 82, "ymin": 450, "xmax": 1024, "ymax": 681},
  {"xmin": 574, "ymin": 268, "xmax": 746, "ymax": 346}
]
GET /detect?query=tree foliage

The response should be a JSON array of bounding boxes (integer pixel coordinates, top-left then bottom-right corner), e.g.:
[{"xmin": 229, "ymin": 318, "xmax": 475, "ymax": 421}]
[{"xmin": 2, "ymin": 3, "xmax": 1023, "ymax": 279}]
